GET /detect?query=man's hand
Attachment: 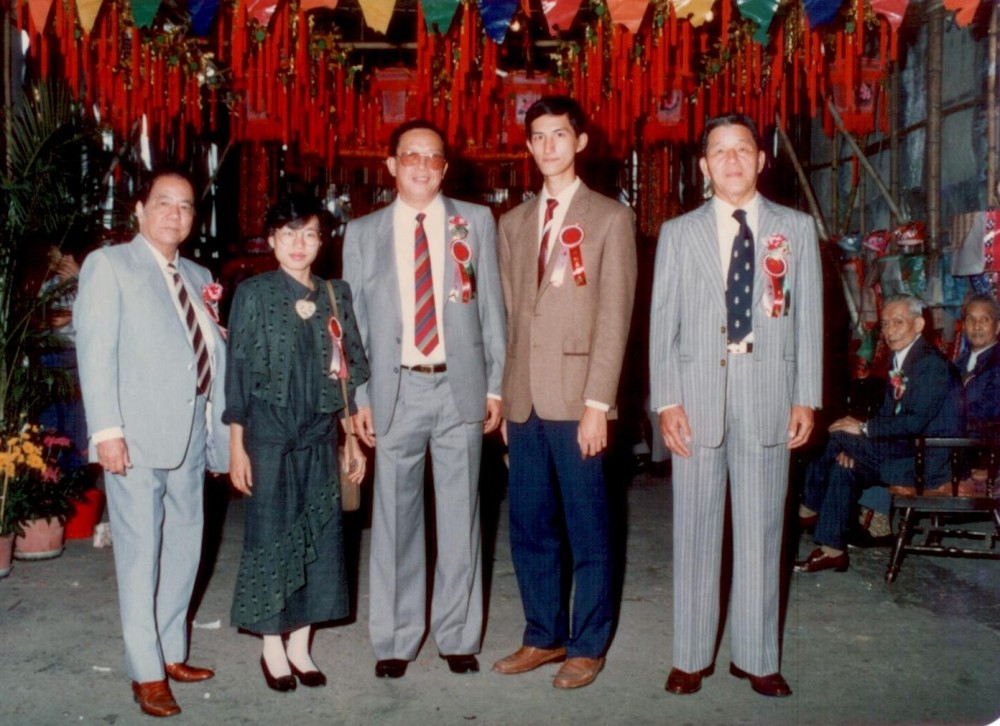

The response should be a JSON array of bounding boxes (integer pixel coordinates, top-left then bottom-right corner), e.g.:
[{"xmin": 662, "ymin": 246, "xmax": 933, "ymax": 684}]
[
  {"xmin": 659, "ymin": 406, "xmax": 692, "ymax": 458},
  {"xmin": 342, "ymin": 434, "xmax": 367, "ymax": 485},
  {"xmin": 353, "ymin": 407, "xmax": 376, "ymax": 448},
  {"xmin": 786, "ymin": 405, "xmax": 815, "ymax": 449},
  {"xmin": 229, "ymin": 446, "xmax": 253, "ymax": 495},
  {"xmin": 836, "ymin": 452, "xmax": 856, "ymax": 469},
  {"xmin": 484, "ymin": 398, "xmax": 502, "ymax": 434},
  {"xmin": 97, "ymin": 438, "xmax": 130, "ymax": 476},
  {"xmin": 828, "ymin": 415, "xmax": 863, "ymax": 436},
  {"xmin": 578, "ymin": 407, "xmax": 608, "ymax": 459}
]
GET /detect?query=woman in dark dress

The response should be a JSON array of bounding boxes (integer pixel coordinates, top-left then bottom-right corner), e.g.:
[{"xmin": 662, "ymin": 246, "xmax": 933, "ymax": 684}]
[{"xmin": 224, "ymin": 195, "xmax": 369, "ymax": 691}]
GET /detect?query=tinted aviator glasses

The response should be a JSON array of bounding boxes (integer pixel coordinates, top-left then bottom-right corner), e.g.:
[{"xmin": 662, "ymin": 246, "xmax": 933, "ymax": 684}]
[{"xmin": 397, "ymin": 151, "xmax": 446, "ymax": 170}]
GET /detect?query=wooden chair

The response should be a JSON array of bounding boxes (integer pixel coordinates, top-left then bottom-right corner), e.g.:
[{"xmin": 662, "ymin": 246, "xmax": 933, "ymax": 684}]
[{"xmin": 884, "ymin": 435, "xmax": 1000, "ymax": 584}]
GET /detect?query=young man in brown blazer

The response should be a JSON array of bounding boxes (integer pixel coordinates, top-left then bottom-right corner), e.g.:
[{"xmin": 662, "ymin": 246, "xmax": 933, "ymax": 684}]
[{"xmin": 492, "ymin": 96, "xmax": 637, "ymax": 689}]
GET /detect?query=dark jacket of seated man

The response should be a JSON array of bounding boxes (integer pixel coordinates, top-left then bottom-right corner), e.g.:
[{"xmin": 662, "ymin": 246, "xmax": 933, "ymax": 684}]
[
  {"xmin": 801, "ymin": 321, "xmax": 963, "ymax": 555},
  {"xmin": 958, "ymin": 341, "xmax": 1000, "ymax": 434}
]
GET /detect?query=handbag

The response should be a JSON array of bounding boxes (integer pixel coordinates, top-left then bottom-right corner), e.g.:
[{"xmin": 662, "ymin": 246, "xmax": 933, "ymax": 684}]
[{"xmin": 325, "ymin": 280, "xmax": 363, "ymax": 512}]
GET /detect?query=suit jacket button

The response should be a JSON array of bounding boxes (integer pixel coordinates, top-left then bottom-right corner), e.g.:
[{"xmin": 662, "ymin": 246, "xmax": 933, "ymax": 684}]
[
  {"xmin": 393, "ymin": 367, "xmax": 400, "ymax": 373},
  {"xmin": 721, "ymin": 326, "xmax": 726, "ymax": 335},
  {"xmin": 720, "ymin": 359, "xmax": 726, "ymax": 367}
]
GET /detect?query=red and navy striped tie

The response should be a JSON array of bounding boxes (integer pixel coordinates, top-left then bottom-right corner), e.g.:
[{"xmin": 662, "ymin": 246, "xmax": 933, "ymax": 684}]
[
  {"xmin": 413, "ymin": 213, "xmax": 439, "ymax": 355},
  {"xmin": 168, "ymin": 262, "xmax": 211, "ymax": 396}
]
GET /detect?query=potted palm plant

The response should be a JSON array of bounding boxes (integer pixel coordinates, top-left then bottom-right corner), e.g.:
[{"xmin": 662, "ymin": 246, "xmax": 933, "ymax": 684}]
[{"xmin": 0, "ymin": 82, "xmax": 112, "ymax": 566}]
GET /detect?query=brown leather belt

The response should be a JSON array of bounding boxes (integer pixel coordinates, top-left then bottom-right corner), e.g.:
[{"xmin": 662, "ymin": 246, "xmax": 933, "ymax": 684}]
[{"xmin": 402, "ymin": 363, "xmax": 447, "ymax": 374}]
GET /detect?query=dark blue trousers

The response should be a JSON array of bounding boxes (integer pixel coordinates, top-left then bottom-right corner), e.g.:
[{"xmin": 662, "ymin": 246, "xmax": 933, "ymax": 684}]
[
  {"xmin": 507, "ymin": 411, "xmax": 612, "ymax": 658},
  {"xmin": 802, "ymin": 431, "xmax": 881, "ymax": 550}
]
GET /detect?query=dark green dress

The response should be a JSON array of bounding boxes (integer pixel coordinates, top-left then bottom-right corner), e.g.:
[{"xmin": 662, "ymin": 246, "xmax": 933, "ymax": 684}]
[{"xmin": 224, "ymin": 270, "xmax": 369, "ymax": 634}]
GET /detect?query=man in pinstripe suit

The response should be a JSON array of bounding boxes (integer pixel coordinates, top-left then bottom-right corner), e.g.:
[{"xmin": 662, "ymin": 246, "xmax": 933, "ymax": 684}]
[{"xmin": 650, "ymin": 113, "xmax": 822, "ymax": 697}]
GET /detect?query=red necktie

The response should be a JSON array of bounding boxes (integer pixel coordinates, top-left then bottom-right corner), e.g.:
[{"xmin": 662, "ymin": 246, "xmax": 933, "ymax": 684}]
[
  {"xmin": 538, "ymin": 198, "xmax": 559, "ymax": 285},
  {"xmin": 414, "ymin": 213, "xmax": 439, "ymax": 355},
  {"xmin": 168, "ymin": 262, "xmax": 211, "ymax": 396}
]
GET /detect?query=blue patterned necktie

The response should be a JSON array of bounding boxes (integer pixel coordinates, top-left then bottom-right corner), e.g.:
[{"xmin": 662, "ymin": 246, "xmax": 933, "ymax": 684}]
[{"xmin": 727, "ymin": 209, "xmax": 754, "ymax": 344}]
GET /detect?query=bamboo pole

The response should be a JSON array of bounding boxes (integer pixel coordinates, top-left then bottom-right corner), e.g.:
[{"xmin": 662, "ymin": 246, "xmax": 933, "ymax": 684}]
[
  {"xmin": 826, "ymin": 99, "xmax": 908, "ymax": 224},
  {"xmin": 926, "ymin": 3, "xmax": 943, "ymax": 249},
  {"xmin": 775, "ymin": 111, "xmax": 831, "ymax": 241},
  {"xmin": 889, "ymin": 60, "xmax": 900, "ymax": 206}
]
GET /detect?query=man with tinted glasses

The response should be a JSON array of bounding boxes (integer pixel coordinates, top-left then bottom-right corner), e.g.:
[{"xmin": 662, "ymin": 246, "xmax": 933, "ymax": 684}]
[{"xmin": 343, "ymin": 120, "xmax": 506, "ymax": 679}]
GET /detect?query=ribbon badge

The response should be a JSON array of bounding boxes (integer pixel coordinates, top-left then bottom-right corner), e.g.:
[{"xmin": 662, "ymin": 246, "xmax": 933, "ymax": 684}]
[
  {"xmin": 328, "ymin": 315, "xmax": 348, "ymax": 380},
  {"xmin": 762, "ymin": 234, "xmax": 790, "ymax": 318},
  {"xmin": 448, "ymin": 215, "xmax": 476, "ymax": 302},
  {"xmin": 550, "ymin": 224, "xmax": 587, "ymax": 288},
  {"xmin": 202, "ymin": 282, "xmax": 227, "ymax": 339},
  {"xmin": 889, "ymin": 369, "xmax": 907, "ymax": 414}
]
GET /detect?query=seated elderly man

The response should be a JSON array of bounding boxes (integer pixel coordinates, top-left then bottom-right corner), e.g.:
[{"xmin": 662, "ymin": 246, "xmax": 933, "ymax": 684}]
[
  {"xmin": 795, "ymin": 293, "xmax": 964, "ymax": 573},
  {"xmin": 957, "ymin": 293, "xmax": 1000, "ymax": 433}
]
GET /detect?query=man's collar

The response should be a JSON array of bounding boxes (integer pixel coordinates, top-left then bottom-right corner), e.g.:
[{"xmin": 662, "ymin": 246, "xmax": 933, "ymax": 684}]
[
  {"xmin": 540, "ymin": 177, "xmax": 582, "ymax": 206},
  {"xmin": 893, "ymin": 336, "xmax": 920, "ymax": 370}
]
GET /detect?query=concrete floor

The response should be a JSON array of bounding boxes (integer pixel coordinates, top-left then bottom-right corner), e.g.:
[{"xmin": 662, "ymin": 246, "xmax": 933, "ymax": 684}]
[{"xmin": 2, "ymin": 464, "xmax": 999, "ymax": 726}]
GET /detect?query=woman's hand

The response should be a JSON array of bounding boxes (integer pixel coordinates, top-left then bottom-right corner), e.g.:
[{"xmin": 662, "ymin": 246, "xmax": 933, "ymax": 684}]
[
  {"xmin": 344, "ymin": 435, "xmax": 367, "ymax": 485},
  {"xmin": 229, "ymin": 424, "xmax": 253, "ymax": 496}
]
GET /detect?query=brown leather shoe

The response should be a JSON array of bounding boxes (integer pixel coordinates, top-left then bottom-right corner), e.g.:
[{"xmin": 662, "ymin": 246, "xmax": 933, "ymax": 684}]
[
  {"xmin": 553, "ymin": 657, "xmax": 605, "ymax": 689},
  {"xmin": 665, "ymin": 664, "xmax": 715, "ymax": 694},
  {"xmin": 164, "ymin": 662, "xmax": 215, "ymax": 683},
  {"xmin": 492, "ymin": 645, "xmax": 567, "ymax": 675},
  {"xmin": 131, "ymin": 680, "xmax": 181, "ymax": 717},
  {"xmin": 729, "ymin": 663, "xmax": 792, "ymax": 697},
  {"xmin": 794, "ymin": 547, "xmax": 848, "ymax": 573}
]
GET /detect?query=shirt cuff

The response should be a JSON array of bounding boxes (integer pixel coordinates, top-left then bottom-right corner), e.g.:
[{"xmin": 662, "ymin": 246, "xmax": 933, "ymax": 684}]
[
  {"xmin": 656, "ymin": 403, "xmax": 681, "ymax": 414},
  {"xmin": 487, "ymin": 393, "xmax": 502, "ymax": 401},
  {"xmin": 92, "ymin": 426, "xmax": 124, "ymax": 444},
  {"xmin": 585, "ymin": 400, "xmax": 611, "ymax": 413}
]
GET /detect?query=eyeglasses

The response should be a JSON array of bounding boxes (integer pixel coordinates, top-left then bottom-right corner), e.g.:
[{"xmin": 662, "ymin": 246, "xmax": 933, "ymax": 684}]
[
  {"xmin": 274, "ymin": 227, "xmax": 322, "ymax": 248},
  {"xmin": 397, "ymin": 151, "xmax": 447, "ymax": 170}
]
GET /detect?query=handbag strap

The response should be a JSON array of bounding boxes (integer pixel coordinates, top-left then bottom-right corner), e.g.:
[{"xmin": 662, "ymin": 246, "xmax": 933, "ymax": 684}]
[{"xmin": 325, "ymin": 280, "xmax": 355, "ymax": 437}]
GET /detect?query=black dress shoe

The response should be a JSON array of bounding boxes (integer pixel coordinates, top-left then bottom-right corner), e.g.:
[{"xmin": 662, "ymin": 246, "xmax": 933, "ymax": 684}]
[
  {"xmin": 729, "ymin": 663, "xmax": 792, "ymax": 697},
  {"xmin": 289, "ymin": 662, "xmax": 327, "ymax": 687},
  {"xmin": 441, "ymin": 654, "xmax": 480, "ymax": 674},
  {"xmin": 665, "ymin": 664, "xmax": 715, "ymax": 694},
  {"xmin": 375, "ymin": 659, "xmax": 409, "ymax": 678},
  {"xmin": 260, "ymin": 656, "xmax": 296, "ymax": 692},
  {"xmin": 793, "ymin": 547, "xmax": 849, "ymax": 573}
]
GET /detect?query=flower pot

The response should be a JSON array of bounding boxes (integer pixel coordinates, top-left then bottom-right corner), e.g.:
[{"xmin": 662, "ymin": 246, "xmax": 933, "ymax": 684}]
[
  {"xmin": 65, "ymin": 488, "xmax": 106, "ymax": 540},
  {"xmin": 14, "ymin": 517, "xmax": 66, "ymax": 560},
  {"xmin": 0, "ymin": 533, "xmax": 13, "ymax": 578}
]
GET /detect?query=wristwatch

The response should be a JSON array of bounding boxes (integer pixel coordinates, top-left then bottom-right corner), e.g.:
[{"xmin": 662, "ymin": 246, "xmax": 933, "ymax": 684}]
[{"xmin": 859, "ymin": 422, "xmax": 869, "ymax": 437}]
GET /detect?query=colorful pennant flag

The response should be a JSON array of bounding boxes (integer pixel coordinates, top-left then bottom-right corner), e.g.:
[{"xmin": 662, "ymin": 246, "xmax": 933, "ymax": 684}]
[
  {"xmin": 76, "ymin": 0, "xmax": 104, "ymax": 33},
  {"xmin": 607, "ymin": 0, "xmax": 649, "ymax": 33},
  {"xmin": 671, "ymin": 0, "xmax": 716, "ymax": 27},
  {"xmin": 869, "ymin": 0, "xmax": 910, "ymax": 30},
  {"xmin": 801, "ymin": 0, "xmax": 843, "ymax": 29},
  {"xmin": 543, "ymin": 0, "xmax": 585, "ymax": 35},
  {"xmin": 421, "ymin": 0, "xmax": 461, "ymax": 34},
  {"xmin": 943, "ymin": 0, "xmax": 982, "ymax": 27},
  {"xmin": 479, "ymin": 0, "xmax": 519, "ymax": 43},
  {"xmin": 189, "ymin": 0, "xmax": 220, "ymax": 35},
  {"xmin": 735, "ymin": 0, "xmax": 779, "ymax": 43},
  {"xmin": 358, "ymin": 0, "xmax": 396, "ymax": 33},
  {"xmin": 27, "ymin": 0, "xmax": 55, "ymax": 32},
  {"xmin": 247, "ymin": 0, "xmax": 280, "ymax": 26},
  {"xmin": 131, "ymin": 0, "xmax": 162, "ymax": 27}
]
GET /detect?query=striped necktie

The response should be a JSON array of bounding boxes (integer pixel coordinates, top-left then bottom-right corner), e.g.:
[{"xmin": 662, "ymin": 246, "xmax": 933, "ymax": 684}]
[
  {"xmin": 538, "ymin": 198, "xmax": 558, "ymax": 285},
  {"xmin": 413, "ymin": 213, "xmax": 439, "ymax": 355},
  {"xmin": 167, "ymin": 262, "xmax": 211, "ymax": 396},
  {"xmin": 727, "ymin": 209, "xmax": 754, "ymax": 344}
]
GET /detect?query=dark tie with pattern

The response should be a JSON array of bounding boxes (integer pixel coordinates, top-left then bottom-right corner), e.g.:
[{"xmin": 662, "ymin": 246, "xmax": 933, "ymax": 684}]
[
  {"xmin": 414, "ymin": 212, "xmax": 439, "ymax": 355},
  {"xmin": 538, "ymin": 198, "xmax": 559, "ymax": 285},
  {"xmin": 727, "ymin": 209, "xmax": 754, "ymax": 344},
  {"xmin": 167, "ymin": 262, "xmax": 211, "ymax": 396}
]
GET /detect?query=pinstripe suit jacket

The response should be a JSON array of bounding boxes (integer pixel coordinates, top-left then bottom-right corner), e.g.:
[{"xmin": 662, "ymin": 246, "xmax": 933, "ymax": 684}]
[{"xmin": 649, "ymin": 196, "xmax": 822, "ymax": 447}]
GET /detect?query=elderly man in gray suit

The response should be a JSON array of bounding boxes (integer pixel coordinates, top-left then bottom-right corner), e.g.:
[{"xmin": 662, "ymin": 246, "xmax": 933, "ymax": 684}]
[
  {"xmin": 75, "ymin": 168, "xmax": 230, "ymax": 718},
  {"xmin": 650, "ymin": 113, "xmax": 822, "ymax": 698},
  {"xmin": 343, "ymin": 120, "xmax": 505, "ymax": 679}
]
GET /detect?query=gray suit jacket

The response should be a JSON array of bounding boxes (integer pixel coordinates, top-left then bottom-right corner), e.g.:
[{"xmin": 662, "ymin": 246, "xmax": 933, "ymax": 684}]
[
  {"xmin": 342, "ymin": 196, "xmax": 506, "ymax": 436},
  {"xmin": 650, "ymin": 197, "xmax": 822, "ymax": 447},
  {"xmin": 75, "ymin": 236, "xmax": 230, "ymax": 472}
]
